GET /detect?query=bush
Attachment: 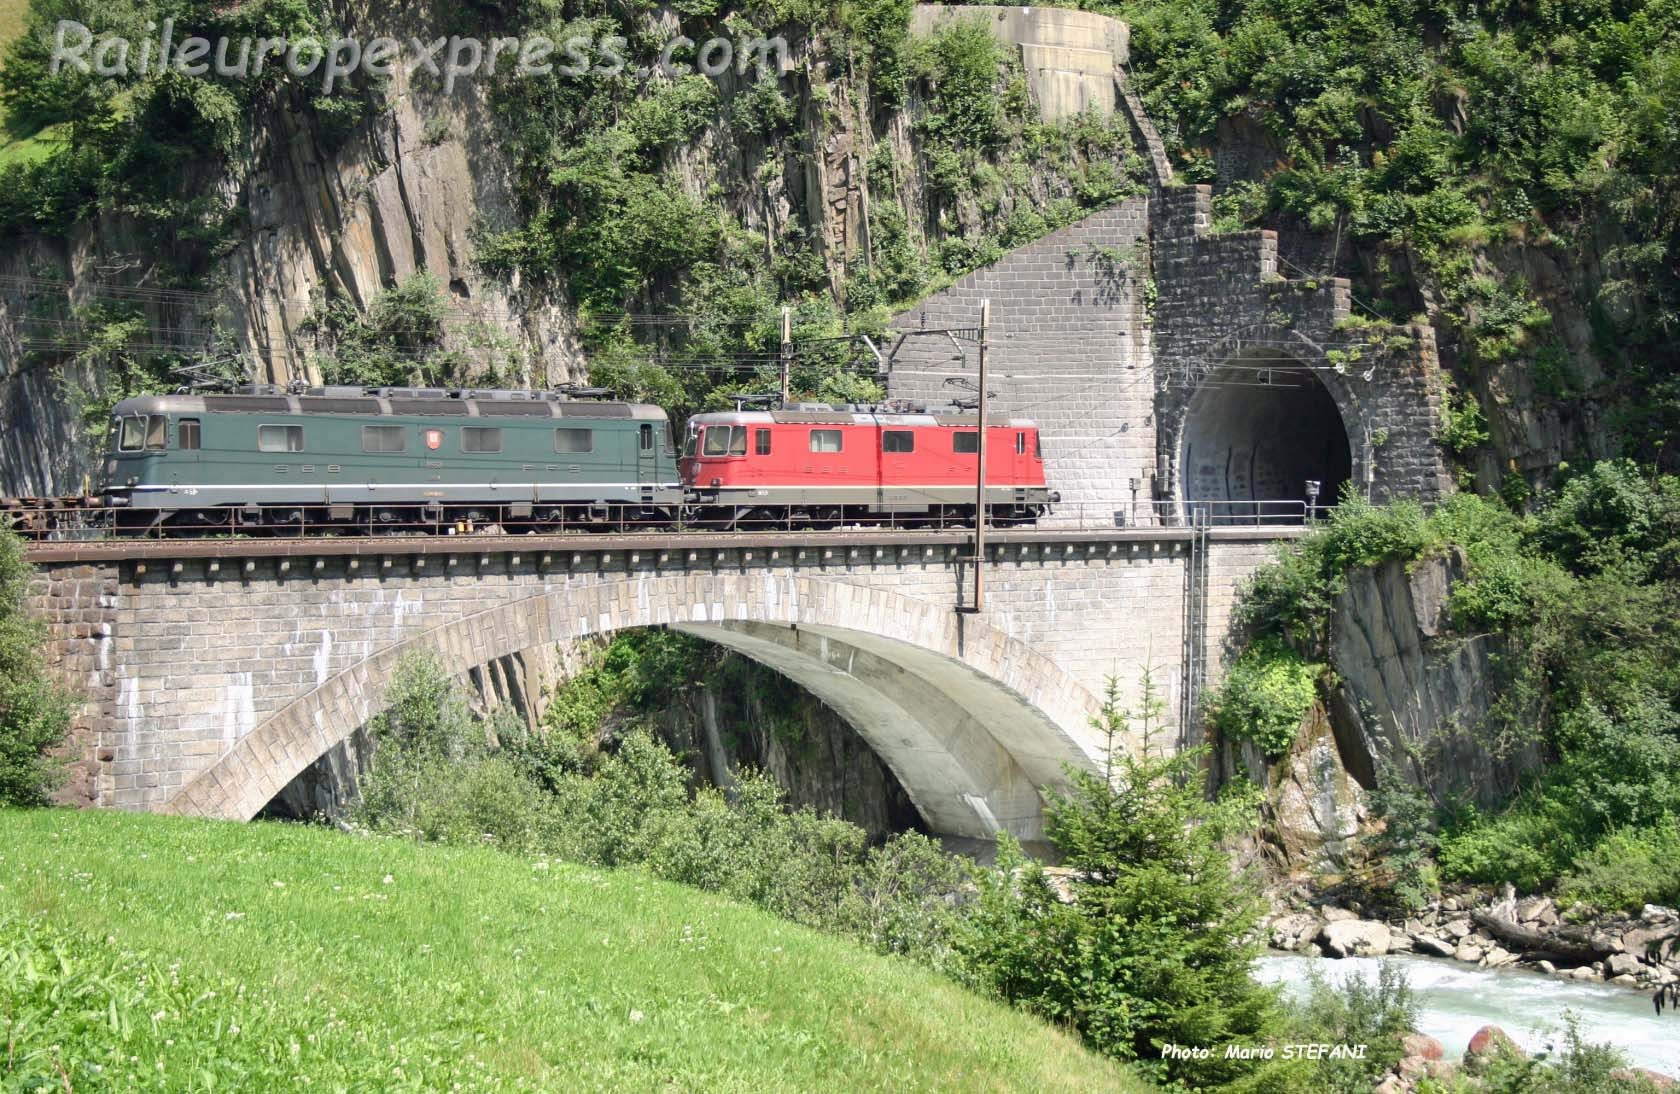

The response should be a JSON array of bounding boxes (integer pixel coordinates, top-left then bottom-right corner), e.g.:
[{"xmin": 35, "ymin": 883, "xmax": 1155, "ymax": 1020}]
[
  {"xmin": 0, "ymin": 526, "xmax": 71, "ymax": 806},
  {"xmin": 1437, "ymin": 804, "xmax": 1570, "ymax": 891},
  {"xmin": 1208, "ymin": 639, "xmax": 1323, "ymax": 757},
  {"xmin": 351, "ymin": 652, "xmax": 976, "ymax": 973},
  {"xmin": 1288, "ymin": 962, "xmax": 1419, "ymax": 1094},
  {"xmin": 1559, "ymin": 823, "xmax": 1680, "ymax": 913}
]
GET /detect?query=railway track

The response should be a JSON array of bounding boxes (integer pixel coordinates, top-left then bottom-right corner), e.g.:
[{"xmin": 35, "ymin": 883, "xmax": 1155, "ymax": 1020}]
[{"xmin": 6, "ymin": 494, "xmax": 1315, "ymax": 564}]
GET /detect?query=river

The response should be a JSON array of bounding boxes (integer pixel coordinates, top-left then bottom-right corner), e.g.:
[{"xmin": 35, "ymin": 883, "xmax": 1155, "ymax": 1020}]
[{"xmin": 1255, "ymin": 953, "xmax": 1679, "ymax": 1075}]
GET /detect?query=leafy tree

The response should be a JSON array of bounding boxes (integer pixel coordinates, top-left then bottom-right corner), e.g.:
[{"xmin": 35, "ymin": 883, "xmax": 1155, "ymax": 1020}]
[
  {"xmin": 958, "ymin": 672, "xmax": 1287, "ymax": 1087},
  {"xmin": 0, "ymin": 525, "xmax": 71, "ymax": 806}
]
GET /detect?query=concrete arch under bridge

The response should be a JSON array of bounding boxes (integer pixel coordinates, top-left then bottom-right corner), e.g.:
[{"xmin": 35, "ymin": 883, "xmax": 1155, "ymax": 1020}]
[
  {"xmin": 28, "ymin": 530, "xmax": 1295, "ymax": 838},
  {"xmin": 162, "ymin": 572, "xmax": 1107, "ymax": 839}
]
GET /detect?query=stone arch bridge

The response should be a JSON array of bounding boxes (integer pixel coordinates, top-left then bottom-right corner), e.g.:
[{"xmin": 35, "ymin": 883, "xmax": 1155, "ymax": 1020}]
[{"xmin": 28, "ymin": 527, "xmax": 1292, "ymax": 840}]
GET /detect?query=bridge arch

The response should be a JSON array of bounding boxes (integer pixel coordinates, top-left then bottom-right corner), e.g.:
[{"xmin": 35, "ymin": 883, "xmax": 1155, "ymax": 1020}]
[{"xmin": 163, "ymin": 573, "xmax": 1111, "ymax": 840}]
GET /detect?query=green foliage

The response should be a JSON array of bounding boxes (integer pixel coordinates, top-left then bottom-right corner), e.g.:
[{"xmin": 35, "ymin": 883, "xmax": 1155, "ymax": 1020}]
[
  {"xmin": 1363, "ymin": 766, "xmax": 1440, "ymax": 913},
  {"xmin": 353, "ymin": 650, "xmax": 977, "ymax": 972},
  {"xmin": 1208, "ymin": 638, "xmax": 1322, "ymax": 757},
  {"xmin": 0, "ymin": 525, "xmax": 71, "ymax": 806},
  {"xmin": 1286, "ymin": 963, "xmax": 1419, "ymax": 1093},
  {"xmin": 957, "ymin": 673, "xmax": 1287, "ymax": 1086},
  {"xmin": 1437, "ymin": 385, "xmax": 1491, "ymax": 454},
  {"xmin": 911, "ymin": 18, "xmax": 1008, "ymax": 150},
  {"xmin": 1474, "ymin": 1015, "xmax": 1637, "ymax": 1093},
  {"xmin": 1558, "ymin": 823, "xmax": 1680, "ymax": 913},
  {"xmin": 306, "ymin": 272, "xmax": 483, "ymax": 388}
]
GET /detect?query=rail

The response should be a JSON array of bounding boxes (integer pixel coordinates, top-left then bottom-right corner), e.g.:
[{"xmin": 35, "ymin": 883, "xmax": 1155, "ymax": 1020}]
[{"xmin": 1, "ymin": 497, "xmax": 1327, "ymax": 544}]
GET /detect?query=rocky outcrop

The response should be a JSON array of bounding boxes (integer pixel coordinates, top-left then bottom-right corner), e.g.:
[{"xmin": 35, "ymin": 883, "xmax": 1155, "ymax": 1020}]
[
  {"xmin": 1328, "ymin": 548, "xmax": 1537, "ymax": 808},
  {"xmin": 1255, "ymin": 700, "xmax": 1369, "ymax": 873}
]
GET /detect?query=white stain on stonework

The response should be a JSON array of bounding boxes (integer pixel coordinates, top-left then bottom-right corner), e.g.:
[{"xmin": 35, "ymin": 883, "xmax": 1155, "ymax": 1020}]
[
  {"xmin": 313, "ymin": 629, "xmax": 333, "ymax": 686},
  {"xmin": 227, "ymin": 673, "xmax": 255, "ymax": 744}
]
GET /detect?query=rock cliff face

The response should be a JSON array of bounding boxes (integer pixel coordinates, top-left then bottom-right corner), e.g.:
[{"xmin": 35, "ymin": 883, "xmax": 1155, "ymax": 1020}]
[
  {"xmin": 1218, "ymin": 548, "xmax": 1537, "ymax": 876},
  {"xmin": 1328, "ymin": 549, "xmax": 1535, "ymax": 809}
]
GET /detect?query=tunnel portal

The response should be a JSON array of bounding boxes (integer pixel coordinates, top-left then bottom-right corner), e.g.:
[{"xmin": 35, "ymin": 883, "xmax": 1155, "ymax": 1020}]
[{"xmin": 1179, "ymin": 359, "xmax": 1353, "ymax": 523}]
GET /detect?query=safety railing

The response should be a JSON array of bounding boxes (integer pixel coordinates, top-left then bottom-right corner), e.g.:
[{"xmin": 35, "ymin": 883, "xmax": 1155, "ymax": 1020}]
[{"xmin": 2, "ymin": 497, "xmax": 1327, "ymax": 543}]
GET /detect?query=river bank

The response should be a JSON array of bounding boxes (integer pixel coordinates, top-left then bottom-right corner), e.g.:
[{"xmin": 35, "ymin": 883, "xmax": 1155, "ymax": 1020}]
[
  {"xmin": 1263, "ymin": 887, "xmax": 1680, "ymax": 992},
  {"xmin": 1256, "ymin": 952, "xmax": 1680, "ymax": 1075}
]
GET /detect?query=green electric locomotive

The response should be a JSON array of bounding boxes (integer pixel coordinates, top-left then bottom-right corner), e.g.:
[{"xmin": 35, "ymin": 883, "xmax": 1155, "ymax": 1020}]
[{"xmin": 99, "ymin": 386, "xmax": 682, "ymax": 533}]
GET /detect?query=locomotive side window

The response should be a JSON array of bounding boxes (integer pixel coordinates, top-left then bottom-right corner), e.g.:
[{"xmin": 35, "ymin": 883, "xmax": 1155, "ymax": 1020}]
[
  {"xmin": 144, "ymin": 415, "xmax": 167, "ymax": 450},
  {"xmin": 755, "ymin": 428, "xmax": 771, "ymax": 456},
  {"xmin": 1016, "ymin": 431, "xmax": 1027, "ymax": 455},
  {"xmin": 555, "ymin": 428, "xmax": 594, "ymax": 453},
  {"xmin": 640, "ymin": 424, "xmax": 656, "ymax": 452},
  {"xmin": 257, "ymin": 425, "xmax": 304, "ymax": 453},
  {"xmin": 682, "ymin": 424, "xmax": 698, "ymax": 456},
  {"xmin": 729, "ymin": 427, "xmax": 747, "ymax": 455},
  {"xmin": 178, "ymin": 419, "xmax": 200, "ymax": 451},
  {"xmin": 1035, "ymin": 434, "xmax": 1044, "ymax": 458},
  {"xmin": 953, "ymin": 431, "xmax": 979, "ymax": 454},
  {"xmin": 461, "ymin": 427, "xmax": 503, "ymax": 453},
  {"xmin": 809, "ymin": 429, "xmax": 843, "ymax": 453},
  {"xmin": 882, "ymin": 430, "xmax": 914, "ymax": 453},
  {"xmin": 361, "ymin": 425, "xmax": 405, "ymax": 453},
  {"xmin": 118, "ymin": 416, "xmax": 145, "ymax": 452}
]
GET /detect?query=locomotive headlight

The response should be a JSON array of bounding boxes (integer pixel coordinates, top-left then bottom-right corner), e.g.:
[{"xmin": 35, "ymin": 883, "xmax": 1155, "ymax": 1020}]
[
  {"xmin": 126, "ymin": 476, "xmax": 137, "ymax": 487},
  {"xmin": 710, "ymin": 477, "xmax": 721, "ymax": 487}
]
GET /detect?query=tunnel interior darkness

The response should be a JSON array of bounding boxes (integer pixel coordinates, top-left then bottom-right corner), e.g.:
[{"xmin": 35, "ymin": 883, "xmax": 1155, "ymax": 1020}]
[{"xmin": 1180, "ymin": 360, "xmax": 1352, "ymax": 521}]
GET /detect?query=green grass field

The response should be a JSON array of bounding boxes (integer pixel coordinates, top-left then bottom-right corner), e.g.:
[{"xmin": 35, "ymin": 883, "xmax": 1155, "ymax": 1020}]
[{"xmin": 0, "ymin": 809, "xmax": 1141, "ymax": 1091}]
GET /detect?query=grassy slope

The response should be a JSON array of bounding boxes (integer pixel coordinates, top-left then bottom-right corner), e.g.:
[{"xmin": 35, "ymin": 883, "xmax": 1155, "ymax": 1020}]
[{"xmin": 0, "ymin": 809, "xmax": 1140, "ymax": 1091}]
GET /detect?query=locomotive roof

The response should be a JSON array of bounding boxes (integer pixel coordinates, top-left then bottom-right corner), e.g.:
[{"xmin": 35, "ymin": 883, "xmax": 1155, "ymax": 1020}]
[
  {"xmin": 111, "ymin": 392, "xmax": 668, "ymax": 420},
  {"xmin": 689, "ymin": 409, "xmax": 1033, "ymax": 428}
]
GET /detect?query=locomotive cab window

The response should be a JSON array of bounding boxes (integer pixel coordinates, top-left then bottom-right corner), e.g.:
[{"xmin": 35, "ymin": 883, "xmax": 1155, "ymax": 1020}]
[
  {"xmin": 809, "ymin": 429, "xmax": 843, "ymax": 453},
  {"xmin": 257, "ymin": 425, "xmax": 304, "ymax": 453},
  {"xmin": 953, "ymin": 431, "xmax": 979, "ymax": 454},
  {"xmin": 361, "ymin": 425, "xmax": 405, "ymax": 453},
  {"xmin": 640, "ymin": 424, "xmax": 655, "ymax": 452},
  {"xmin": 118, "ymin": 416, "xmax": 145, "ymax": 452},
  {"xmin": 1035, "ymin": 434, "xmax": 1044, "ymax": 458},
  {"xmin": 755, "ymin": 428, "xmax": 771, "ymax": 456},
  {"xmin": 461, "ymin": 427, "xmax": 503, "ymax": 453},
  {"xmin": 883, "ymin": 430, "xmax": 914, "ymax": 453},
  {"xmin": 144, "ymin": 415, "xmax": 167, "ymax": 450},
  {"xmin": 702, "ymin": 426, "xmax": 747, "ymax": 456},
  {"xmin": 1016, "ymin": 431, "xmax": 1027, "ymax": 455},
  {"xmin": 178, "ymin": 419, "xmax": 200, "ymax": 451},
  {"xmin": 555, "ymin": 428, "xmax": 593, "ymax": 453}
]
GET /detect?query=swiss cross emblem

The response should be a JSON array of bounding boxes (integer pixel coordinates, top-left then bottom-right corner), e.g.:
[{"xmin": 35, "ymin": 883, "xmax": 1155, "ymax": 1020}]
[{"xmin": 425, "ymin": 429, "xmax": 443, "ymax": 450}]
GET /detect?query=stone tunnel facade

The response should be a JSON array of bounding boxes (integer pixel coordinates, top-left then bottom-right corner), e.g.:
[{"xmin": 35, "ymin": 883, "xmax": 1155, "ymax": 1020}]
[{"xmin": 30, "ymin": 530, "xmax": 1286, "ymax": 839}]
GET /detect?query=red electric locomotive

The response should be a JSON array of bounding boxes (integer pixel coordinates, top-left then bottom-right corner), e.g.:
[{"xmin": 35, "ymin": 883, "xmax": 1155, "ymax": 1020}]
[{"xmin": 679, "ymin": 405, "xmax": 1057, "ymax": 528}]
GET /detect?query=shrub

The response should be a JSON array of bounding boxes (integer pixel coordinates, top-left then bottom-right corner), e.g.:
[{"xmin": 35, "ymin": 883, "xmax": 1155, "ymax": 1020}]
[
  {"xmin": 1208, "ymin": 639, "xmax": 1323, "ymax": 757},
  {"xmin": 1437, "ymin": 804, "xmax": 1570, "ymax": 891},
  {"xmin": 0, "ymin": 526, "xmax": 71, "ymax": 806},
  {"xmin": 1559, "ymin": 823, "xmax": 1680, "ymax": 913},
  {"xmin": 1288, "ymin": 963, "xmax": 1419, "ymax": 1094}
]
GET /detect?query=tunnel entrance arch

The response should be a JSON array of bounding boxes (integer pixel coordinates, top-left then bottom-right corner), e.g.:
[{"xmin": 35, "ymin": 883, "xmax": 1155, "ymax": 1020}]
[{"xmin": 1178, "ymin": 353, "xmax": 1354, "ymax": 524}]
